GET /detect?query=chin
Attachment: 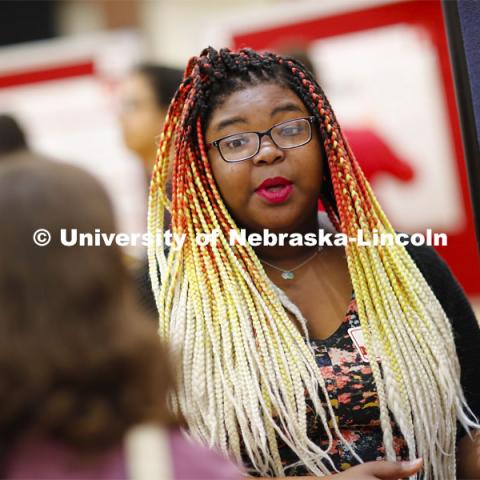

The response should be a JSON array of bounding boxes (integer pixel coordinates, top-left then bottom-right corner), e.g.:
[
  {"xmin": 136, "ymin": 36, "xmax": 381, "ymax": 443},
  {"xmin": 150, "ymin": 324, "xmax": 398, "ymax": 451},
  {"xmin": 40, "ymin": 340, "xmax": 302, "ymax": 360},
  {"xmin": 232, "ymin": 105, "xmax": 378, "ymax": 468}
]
[{"xmin": 251, "ymin": 212, "xmax": 308, "ymax": 234}]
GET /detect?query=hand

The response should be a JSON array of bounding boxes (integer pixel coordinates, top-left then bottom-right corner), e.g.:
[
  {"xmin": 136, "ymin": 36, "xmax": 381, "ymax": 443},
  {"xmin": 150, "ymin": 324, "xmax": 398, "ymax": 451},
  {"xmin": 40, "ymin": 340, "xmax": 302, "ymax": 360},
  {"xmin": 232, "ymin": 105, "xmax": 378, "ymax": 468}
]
[
  {"xmin": 250, "ymin": 458, "xmax": 423, "ymax": 479},
  {"xmin": 331, "ymin": 458, "xmax": 423, "ymax": 480}
]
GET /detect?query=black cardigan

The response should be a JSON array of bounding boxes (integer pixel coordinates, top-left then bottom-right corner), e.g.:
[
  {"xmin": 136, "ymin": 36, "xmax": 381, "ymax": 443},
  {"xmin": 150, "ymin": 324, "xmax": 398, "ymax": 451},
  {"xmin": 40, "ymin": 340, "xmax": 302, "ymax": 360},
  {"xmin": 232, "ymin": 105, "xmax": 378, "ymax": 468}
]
[{"xmin": 135, "ymin": 243, "xmax": 480, "ymax": 435}]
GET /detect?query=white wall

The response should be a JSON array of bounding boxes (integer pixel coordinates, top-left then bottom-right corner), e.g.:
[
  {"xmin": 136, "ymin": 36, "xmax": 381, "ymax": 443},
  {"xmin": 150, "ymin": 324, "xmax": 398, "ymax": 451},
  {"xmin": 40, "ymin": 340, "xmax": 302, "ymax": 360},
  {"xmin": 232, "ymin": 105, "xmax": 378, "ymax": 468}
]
[{"xmin": 139, "ymin": 0, "xmax": 392, "ymax": 66}]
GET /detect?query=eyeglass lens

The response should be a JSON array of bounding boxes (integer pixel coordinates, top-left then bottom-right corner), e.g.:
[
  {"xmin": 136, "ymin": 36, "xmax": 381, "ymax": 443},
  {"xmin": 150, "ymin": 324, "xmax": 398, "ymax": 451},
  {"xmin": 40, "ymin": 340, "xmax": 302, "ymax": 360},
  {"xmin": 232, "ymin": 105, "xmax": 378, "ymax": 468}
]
[{"xmin": 218, "ymin": 118, "xmax": 311, "ymax": 162}]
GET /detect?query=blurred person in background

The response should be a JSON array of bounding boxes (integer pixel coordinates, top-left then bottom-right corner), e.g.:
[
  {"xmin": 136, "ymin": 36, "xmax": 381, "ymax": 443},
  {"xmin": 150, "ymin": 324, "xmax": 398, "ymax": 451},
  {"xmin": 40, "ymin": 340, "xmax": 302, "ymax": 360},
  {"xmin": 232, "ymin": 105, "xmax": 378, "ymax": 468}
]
[
  {"xmin": 118, "ymin": 65, "xmax": 183, "ymax": 281},
  {"xmin": 0, "ymin": 114, "xmax": 28, "ymax": 157},
  {"xmin": 118, "ymin": 64, "xmax": 183, "ymax": 178},
  {"xmin": 0, "ymin": 158, "xmax": 242, "ymax": 480},
  {"xmin": 0, "ymin": 114, "xmax": 57, "ymax": 164}
]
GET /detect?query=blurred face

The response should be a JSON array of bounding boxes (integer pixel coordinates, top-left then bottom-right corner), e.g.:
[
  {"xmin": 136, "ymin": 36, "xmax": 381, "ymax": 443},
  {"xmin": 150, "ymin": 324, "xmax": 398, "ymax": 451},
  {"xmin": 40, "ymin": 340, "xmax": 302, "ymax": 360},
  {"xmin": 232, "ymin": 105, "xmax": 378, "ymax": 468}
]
[
  {"xmin": 118, "ymin": 72, "xmax": 165, "ymax": 168},
  {"xmin": 205, "ymin": 82, "xmax": 324, "ymax": 234}
]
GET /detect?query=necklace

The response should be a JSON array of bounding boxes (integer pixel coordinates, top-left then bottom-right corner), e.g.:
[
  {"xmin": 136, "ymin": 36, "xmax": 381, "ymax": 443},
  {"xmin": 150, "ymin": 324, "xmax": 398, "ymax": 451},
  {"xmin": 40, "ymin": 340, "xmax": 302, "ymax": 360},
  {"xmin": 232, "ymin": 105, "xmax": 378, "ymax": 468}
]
[{"xmin": 259, "ymin": 247, "xmax": 323, "ymax": 280}]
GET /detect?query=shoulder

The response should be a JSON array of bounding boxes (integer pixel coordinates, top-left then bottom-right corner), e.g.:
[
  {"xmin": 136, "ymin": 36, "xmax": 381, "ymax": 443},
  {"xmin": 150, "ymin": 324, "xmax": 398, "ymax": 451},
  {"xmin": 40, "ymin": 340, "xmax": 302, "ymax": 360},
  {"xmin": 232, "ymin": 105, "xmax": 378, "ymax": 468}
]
[
  {"xmin": 402, "ymin": 240, "xmax": 479, "ymax": 346},
  {"xmin": 403, "ymin": 240, "xmax": 453, "ymax": 287},
  {"xmin": 5, "ymin": 436, "xmax": 124, "ymax": 479},
  {"xmin": 400, "ymin": 237, "xmax": 475, "ymax": 325},
  {"xmin": 168, "ymin": 429, "xmax": 243, "ymax": 480}
]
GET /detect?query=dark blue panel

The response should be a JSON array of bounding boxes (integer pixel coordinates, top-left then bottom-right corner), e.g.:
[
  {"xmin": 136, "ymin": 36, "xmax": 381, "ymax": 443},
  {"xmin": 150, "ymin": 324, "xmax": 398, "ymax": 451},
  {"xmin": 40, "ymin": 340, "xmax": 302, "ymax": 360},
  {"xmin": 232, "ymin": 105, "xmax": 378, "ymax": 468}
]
[{"xmin": 458, "ymin": 0, "xmax": 480, "ymax": 143}]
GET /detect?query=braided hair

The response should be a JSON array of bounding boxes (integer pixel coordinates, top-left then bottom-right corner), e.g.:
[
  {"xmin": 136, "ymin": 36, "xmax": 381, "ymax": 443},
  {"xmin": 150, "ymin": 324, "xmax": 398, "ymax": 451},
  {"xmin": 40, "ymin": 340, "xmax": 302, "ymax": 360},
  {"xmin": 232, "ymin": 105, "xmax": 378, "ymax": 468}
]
[{"xmin": 147, "ymin": 47, "xmax": 478, "ymax": 478}]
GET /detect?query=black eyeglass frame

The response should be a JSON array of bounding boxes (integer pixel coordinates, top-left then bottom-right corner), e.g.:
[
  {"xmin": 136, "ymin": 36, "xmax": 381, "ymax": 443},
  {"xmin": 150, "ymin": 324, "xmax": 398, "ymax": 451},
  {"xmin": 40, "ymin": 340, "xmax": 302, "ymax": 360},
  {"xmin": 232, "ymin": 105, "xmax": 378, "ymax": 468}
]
[{"xmin": 207, "ymin": 116, "xmax": 317, "ymax": 163}]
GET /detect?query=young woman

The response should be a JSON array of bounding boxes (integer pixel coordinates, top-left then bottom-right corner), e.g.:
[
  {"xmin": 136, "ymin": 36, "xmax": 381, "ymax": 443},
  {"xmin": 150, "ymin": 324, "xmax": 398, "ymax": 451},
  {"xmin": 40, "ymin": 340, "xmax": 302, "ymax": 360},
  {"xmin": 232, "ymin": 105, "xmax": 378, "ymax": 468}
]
[
  {"xmin": 0, "ymin": 157, "xmax": 241, "ymax": 480},
  {"xmin": 119, "ymin": 64, "xmax": 183, "ymax": 239},
  {"xmin": 144, "ymin": 47, "xmax": 480, "ymax": 479}
]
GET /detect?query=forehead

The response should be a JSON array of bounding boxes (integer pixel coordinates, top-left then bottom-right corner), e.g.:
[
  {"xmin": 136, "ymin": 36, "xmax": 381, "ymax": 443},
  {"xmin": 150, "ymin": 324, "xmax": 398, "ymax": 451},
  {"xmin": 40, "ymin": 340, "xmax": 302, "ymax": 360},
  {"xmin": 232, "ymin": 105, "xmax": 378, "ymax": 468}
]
[{"xmin": 206, "ymin": 83, "xmax": 307, "ymax": 134}]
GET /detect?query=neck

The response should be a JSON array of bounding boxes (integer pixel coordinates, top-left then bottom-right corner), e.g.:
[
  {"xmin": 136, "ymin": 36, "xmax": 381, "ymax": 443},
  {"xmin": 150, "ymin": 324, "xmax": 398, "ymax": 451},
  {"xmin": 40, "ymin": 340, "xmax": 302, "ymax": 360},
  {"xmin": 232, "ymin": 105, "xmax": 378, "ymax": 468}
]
[
  {"xmin": 145, "ymin": 166, "xmax": 153, "ymax": 190},
  {"xmin": 252, "ymin": 214, "xmax": 320, "ymax": 264},
  {"xmin": 141, "ymin": 146, "xmax": 157, "ymax": 172}
]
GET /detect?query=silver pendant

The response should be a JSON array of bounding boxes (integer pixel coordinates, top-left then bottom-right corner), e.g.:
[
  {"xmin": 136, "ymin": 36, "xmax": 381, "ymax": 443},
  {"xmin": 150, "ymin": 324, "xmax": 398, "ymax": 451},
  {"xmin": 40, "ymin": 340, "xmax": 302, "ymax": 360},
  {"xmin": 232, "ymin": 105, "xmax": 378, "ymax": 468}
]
[{"xmin": 281, "ymin": 271, "xmax": 295, "ymax": 280}]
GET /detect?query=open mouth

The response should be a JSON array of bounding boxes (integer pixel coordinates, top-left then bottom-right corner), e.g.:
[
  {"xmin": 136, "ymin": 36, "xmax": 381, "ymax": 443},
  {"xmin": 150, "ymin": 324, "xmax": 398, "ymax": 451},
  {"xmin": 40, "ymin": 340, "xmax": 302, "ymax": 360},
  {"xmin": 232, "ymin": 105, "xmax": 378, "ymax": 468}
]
[{"xmin": 255, "ymin": 177, "xmax": 293, "ymax": 204}]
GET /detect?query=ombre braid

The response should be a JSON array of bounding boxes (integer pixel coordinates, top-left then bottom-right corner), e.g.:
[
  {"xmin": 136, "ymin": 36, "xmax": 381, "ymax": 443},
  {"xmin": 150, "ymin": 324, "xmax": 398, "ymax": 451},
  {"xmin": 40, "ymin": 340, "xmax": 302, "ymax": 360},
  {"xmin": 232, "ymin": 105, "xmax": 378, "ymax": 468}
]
[{"xmin": 147, "ymin": 47, "xmax": 478, "ymax": 478}]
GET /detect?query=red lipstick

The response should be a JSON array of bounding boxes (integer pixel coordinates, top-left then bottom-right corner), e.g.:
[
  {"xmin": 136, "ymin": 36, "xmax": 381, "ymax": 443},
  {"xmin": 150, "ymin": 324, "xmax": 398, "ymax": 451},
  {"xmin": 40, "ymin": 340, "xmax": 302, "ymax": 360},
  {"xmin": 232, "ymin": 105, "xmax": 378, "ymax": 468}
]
[{"xmin": 255, "ymin": 176, "xmax": 293, "ymax": 204}]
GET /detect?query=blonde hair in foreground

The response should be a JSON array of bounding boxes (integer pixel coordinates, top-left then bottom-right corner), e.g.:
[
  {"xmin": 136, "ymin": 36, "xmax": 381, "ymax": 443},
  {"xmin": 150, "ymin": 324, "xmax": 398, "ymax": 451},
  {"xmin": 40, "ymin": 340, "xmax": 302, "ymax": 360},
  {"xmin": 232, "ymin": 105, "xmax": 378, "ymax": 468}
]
[{"xmin": 147, "ymin": 47, "xmax": 478, "ymax": 478}]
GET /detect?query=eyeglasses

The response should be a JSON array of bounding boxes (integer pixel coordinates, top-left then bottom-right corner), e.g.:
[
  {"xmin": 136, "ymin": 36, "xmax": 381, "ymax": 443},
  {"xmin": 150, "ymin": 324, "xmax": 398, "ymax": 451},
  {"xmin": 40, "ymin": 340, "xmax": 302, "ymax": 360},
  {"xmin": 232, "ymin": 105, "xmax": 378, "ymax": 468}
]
[{"xmin": 207, "ymin": 116, "xmax": 317, "ymax": 163}]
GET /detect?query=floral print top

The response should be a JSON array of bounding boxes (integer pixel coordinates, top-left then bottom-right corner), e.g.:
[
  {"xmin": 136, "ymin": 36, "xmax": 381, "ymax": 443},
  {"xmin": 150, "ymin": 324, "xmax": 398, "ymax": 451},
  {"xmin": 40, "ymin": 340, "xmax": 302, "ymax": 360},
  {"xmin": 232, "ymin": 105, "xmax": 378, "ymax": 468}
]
[{"xmin": 244, "ymin": 290, "xmax": 409, "ymax": 477}]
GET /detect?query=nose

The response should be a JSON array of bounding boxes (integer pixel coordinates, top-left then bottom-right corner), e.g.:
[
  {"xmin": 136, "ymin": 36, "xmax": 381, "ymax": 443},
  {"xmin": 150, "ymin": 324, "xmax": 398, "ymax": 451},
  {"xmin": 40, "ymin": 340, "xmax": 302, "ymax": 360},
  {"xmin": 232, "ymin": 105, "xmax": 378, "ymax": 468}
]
[{"xmin": 251, "ymin": 135, "xmax": 285, "ymax": 166}]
